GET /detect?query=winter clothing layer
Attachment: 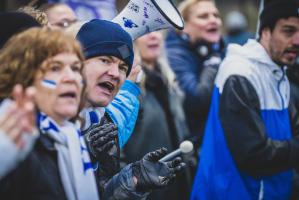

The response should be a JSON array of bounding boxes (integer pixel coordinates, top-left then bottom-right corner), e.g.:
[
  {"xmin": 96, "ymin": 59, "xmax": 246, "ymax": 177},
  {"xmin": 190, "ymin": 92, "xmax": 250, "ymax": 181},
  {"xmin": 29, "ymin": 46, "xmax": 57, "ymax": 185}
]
[
  {"xmin": 106, "ymin": 80, "xmax": 141, "ymax": 148},
  {"xmin": 165, "ymin": 30, "xmax": 224, "ymax": 139},
  {"xmin": 191, "ymin": 40, "xmax": 299, "ymax": 200}
]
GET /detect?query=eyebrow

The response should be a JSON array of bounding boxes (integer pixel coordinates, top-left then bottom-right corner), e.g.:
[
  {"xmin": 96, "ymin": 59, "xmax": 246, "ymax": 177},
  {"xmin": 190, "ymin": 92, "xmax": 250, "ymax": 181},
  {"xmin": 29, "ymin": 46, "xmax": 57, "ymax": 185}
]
[
  {"xmin": 48, "ymin": 60, "xmax": 81, "ymax": 66},
  {"xmin": 281, "ymin": 24, "xmax": 298, "ymax": 29},
  {"xmin": 105, "ymin": 56, "xmax": 117, "ymax": 62},
  {"xmin": 54, "ymin": 18, "xmax": 77, "ymax": 24},
  {"xmin": 105, "ymin": 56, "xmax": 127, "ymax": 65}
]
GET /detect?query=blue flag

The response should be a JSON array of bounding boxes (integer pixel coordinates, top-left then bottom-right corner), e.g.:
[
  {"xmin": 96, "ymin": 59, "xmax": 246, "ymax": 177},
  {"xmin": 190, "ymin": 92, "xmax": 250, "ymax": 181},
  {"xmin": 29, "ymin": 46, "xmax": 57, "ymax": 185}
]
[{"xmin": 49, "ymin": 0, "xmax": 117, "ymax": 21}]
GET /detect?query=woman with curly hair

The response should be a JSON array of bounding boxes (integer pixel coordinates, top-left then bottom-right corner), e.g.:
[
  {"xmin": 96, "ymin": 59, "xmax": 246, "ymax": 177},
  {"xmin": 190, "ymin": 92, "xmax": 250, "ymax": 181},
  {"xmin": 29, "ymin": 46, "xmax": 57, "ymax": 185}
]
[{"xmin": 0, "ymin": 27, "xmax": 98, "ymax": 200}]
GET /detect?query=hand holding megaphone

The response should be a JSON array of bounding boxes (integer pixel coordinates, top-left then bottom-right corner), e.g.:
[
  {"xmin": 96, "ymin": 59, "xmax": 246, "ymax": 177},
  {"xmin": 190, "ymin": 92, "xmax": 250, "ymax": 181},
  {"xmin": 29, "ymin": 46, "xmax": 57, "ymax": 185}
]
[{"xmin": 159, "ymin": 140, "xmax": 193, "ymax": 162}]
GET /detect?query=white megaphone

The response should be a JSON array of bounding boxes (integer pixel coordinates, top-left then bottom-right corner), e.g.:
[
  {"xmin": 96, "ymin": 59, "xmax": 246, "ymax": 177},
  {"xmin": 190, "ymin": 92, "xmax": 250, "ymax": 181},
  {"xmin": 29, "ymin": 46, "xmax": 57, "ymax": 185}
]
[{"xmin": 112, "ymin": 0, "xmax": 184, "ymax": 40}]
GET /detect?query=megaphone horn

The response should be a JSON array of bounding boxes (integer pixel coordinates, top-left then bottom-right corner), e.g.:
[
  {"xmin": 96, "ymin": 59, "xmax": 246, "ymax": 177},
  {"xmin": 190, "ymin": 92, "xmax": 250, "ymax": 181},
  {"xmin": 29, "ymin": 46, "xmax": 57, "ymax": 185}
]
[{"xmin": 112, "ymin": 0, "xmax": 184, "ymax": 40}]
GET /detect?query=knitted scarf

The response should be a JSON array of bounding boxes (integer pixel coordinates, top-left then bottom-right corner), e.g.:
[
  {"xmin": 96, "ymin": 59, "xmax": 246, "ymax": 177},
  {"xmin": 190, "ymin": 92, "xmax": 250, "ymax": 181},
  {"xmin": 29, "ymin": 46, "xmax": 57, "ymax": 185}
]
[{"xmin": 38, "ymin": 112, "xmax": 99, "ymax": 200}]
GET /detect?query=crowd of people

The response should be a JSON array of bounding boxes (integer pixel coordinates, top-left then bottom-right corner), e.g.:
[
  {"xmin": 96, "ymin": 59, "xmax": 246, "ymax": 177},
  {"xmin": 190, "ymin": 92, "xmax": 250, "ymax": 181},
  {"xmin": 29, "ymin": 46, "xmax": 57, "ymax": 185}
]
[{"xmin": 0, "ymin": 0, "xmax": 298, "ymax": 199}]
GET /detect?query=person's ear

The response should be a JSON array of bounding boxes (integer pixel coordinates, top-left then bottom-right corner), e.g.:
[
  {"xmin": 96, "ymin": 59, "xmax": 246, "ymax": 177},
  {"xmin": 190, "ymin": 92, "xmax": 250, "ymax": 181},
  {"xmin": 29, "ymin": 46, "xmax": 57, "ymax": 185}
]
[
  {"xmin": 260, "ymin": 27, "xmax": 272, "ymax": 50},
  {"xmin": 261, "ymin": 27, "xmax": 271, "ymax": 41}
]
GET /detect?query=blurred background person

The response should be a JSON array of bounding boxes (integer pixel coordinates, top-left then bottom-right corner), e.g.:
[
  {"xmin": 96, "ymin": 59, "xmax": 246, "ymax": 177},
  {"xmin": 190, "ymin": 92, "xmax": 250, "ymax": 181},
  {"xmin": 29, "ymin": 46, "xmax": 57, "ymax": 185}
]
[
  {"xmin": 124, "ymin": 31, "xmax": 191, "ymax": 200},
  {"xmin": 18, "ymin": 5, "xmax": 49, "ymax": 26},
  {"xmin": 39, "ymin": 2, "xmax": 77, "ymax": 30},
  {"xmin": 224, "ymin": 10, "xmax": 254, "ymax": 46},
  {"xmin": 46, "ymin": 0, "xmax": 117, "ymax": 21},
  {"xmin": 165, "ymin": 0, "xmax": 225, "ymax": 146}
]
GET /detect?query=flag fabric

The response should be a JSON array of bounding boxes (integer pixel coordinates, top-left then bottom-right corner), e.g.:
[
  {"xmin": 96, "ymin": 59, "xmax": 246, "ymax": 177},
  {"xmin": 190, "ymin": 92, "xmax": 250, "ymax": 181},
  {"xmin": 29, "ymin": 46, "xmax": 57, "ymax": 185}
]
[{"xmin": 49, "ymin": 0, "xmax": 117, "ymax": 21}]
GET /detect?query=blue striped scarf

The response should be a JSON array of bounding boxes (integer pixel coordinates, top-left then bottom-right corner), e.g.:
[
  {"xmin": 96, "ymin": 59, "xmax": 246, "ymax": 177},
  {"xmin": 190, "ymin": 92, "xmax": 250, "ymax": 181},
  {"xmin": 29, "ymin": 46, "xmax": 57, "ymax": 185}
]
[{"xmin": 38, "ymin": 112, "xmax": 100, "ymax": 200}]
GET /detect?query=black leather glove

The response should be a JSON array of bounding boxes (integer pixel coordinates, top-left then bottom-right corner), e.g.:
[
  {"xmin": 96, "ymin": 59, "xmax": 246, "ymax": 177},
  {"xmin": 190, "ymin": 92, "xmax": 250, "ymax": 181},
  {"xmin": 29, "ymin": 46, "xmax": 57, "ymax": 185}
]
[
  {"xmin": 132, "ymin": 147, "xmax": 186, "ymax": 192},
  {"xmin": 83, "ymin": 122, "xmax": 118, "ymax": 162}
]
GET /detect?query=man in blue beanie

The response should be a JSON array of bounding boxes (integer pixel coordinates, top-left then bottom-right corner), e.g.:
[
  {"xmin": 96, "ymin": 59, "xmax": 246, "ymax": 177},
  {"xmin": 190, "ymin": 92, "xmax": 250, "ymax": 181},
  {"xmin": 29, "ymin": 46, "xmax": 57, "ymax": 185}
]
[
  {"xmin": 76, "ymin": 19, "xmax": 185, "ymax": 199},
  {"xmin": 77, "ymin": 19, "xmax": 140, "ymax": 196},
  {"xmin": 77, "ymin": 19, "xmax": 137, "ymax": 141}
]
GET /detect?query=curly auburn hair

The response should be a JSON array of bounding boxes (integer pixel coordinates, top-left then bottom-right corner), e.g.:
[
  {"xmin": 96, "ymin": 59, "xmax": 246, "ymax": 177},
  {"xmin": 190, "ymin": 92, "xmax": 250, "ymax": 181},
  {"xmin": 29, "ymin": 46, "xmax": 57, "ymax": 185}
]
[{"xmin": 0, "ymin": 27, "xmax": 84, "ymax": 100}]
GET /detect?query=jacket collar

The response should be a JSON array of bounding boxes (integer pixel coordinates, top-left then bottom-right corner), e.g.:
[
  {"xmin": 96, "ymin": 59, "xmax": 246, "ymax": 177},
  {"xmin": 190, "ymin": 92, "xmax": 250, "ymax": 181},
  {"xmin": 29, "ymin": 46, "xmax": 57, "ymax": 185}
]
[
  {"xmin": 35, "ymin": 133, "xmax": 56, "ymax": 152},
  {"xmin": 227, "ymin": 39, "xmax": 287, "ymax": 80}
]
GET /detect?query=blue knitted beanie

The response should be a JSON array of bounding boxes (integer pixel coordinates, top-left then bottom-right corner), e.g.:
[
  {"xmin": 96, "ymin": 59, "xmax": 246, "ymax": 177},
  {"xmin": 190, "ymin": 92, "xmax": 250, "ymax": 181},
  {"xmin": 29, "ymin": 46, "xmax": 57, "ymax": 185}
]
[{"xmin": 76, "ymin": 19, "xmax": 134, "ymax": 76}]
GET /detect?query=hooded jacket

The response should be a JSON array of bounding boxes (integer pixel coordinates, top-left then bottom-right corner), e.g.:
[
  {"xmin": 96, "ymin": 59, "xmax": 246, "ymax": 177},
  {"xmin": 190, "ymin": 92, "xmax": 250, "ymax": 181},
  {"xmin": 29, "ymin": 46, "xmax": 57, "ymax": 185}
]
[{"xmin": 191, "ymin": 40, "xmax": 299, "ymax": 200}]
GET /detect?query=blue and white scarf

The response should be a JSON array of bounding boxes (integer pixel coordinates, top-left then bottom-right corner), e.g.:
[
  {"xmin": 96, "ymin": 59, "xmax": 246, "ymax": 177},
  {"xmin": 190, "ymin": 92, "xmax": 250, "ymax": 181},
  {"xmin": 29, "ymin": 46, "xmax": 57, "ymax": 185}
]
[
  {"xmin": 80, "ymin": 107, "xmax": 105, "ymax": 132},
  {"xmin": 38, "ymin": 112, "xmax": 99, "ymax": 200}
]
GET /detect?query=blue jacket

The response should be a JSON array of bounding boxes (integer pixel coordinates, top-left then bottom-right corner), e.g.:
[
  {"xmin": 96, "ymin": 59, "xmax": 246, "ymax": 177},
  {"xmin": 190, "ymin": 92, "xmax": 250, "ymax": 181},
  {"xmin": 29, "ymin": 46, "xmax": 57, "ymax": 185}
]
[
  {"xmin": 165, "ymin": 30, "xmax": 224, "ymax": 137},
  {"xmin": 191, "ymin": 40, "xmax": 299, "ymax": 200},
  {"xmin": 106, "ymin": 80, "xmax": 141, "ymax": 148}
]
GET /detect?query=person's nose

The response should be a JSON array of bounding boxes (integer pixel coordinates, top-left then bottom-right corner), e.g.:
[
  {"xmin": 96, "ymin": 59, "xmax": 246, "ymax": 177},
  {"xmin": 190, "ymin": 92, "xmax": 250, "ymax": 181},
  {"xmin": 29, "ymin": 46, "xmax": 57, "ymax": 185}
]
[
  {"xmin": 62, "ymin": 66, "xmax": 78, "ymax": 83},
  {"xmin": 209, "ymin": 14, "xmax": 221, "ymax": 25},
  {"xmin": 107, "ymin": 63, "xmax": 120, "ymax": 78},
  {"xmin": 148, "ymin": 32, "xmax": 160, "ymax": 39},
  {"xmin": 293, "ymin": 32, "xmax": 299, "ymax": 47}
]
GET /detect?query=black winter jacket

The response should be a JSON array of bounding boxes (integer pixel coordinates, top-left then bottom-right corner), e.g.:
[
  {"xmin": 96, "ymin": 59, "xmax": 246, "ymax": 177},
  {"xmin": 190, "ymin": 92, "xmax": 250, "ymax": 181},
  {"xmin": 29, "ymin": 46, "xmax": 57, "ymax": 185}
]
[{"xmin": 0, "ymin": 134, "xmax": 67, "ymax": 200}]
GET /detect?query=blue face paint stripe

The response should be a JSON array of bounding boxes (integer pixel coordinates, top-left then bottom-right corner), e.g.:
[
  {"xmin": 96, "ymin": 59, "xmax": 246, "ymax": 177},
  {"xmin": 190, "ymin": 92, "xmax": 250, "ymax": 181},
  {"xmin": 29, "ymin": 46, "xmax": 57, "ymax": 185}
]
[
  {"xmin": 41, "ymin": 79, "xmax": 57, "ymax": 89},
  {"xmin": 43, "ymin": 79, "xmax": 56, "ymax": 85}
]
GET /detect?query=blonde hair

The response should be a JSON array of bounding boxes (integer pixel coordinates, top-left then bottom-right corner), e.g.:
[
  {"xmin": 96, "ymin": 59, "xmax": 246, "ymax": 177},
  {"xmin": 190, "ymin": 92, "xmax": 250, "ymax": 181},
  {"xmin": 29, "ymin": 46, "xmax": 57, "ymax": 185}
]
[
  {"xmin": 64, "ymin": 21, "xmax": 85, "ymax": 39},
  {"xmin": 0, "ymin": 27, "xmax": 84, "ymax": 100},
  {"xmin": 18, "ymin": 6, "xmax": 49, "ymax": 26},
  {"xmin": 179, "ymin": 0, "xmax": 214, "ymax": 22},
  {"xmin": 134, "ymin": 32, "xmax": 184, "ymax": 98}
]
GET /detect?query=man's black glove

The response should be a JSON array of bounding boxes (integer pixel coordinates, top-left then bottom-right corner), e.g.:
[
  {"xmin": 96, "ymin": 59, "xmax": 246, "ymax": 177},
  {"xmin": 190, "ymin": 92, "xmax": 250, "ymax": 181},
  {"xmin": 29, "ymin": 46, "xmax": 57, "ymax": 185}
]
[
  {"xmin": 83, "ymin": 122, "xmax": 118, "ymax": 162},
  {"xmin": 132, "ymin": 147, "xmax": 186, "ymax": 192}
]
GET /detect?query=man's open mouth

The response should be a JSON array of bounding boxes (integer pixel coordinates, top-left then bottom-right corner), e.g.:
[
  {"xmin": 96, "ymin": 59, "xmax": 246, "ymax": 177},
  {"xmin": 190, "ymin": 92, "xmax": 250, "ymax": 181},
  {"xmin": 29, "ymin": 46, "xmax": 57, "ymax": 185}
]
[{"xmin": 97, "ymin": 81, "xmax": 115, "ymax": 93}]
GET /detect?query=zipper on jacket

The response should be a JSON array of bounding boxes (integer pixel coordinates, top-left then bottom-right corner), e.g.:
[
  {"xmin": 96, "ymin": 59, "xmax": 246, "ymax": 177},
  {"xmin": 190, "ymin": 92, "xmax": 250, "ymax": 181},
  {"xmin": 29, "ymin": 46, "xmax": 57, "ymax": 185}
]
[{"xmin": 276, "ymin": 66, "xmax": 287, "ymax": 108}]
